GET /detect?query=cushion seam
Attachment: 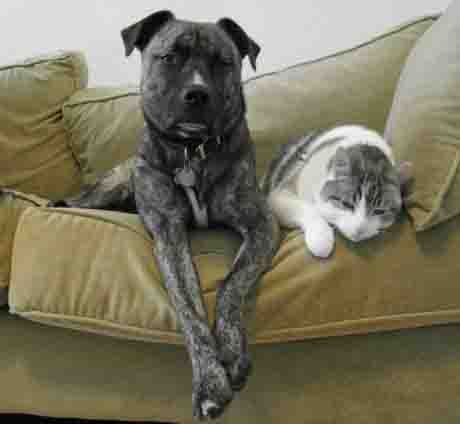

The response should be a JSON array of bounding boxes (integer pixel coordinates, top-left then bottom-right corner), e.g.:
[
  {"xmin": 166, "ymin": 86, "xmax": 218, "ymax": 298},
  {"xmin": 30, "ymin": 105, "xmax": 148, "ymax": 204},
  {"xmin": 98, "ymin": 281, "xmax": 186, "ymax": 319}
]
[
  {"xmin": 13, "ymin": 308, "xmax": 460, "ymax": 346},
  {"xmin": 0, "ymin": 52, "xmax": 80, "ymax": 72},
  {"xmin": 252, "ymin": 309, "xmax": 460, "ymax": 344},
  {"xmin": 63, "ymin": 90, "xmax": 140, "ymax": 108}
]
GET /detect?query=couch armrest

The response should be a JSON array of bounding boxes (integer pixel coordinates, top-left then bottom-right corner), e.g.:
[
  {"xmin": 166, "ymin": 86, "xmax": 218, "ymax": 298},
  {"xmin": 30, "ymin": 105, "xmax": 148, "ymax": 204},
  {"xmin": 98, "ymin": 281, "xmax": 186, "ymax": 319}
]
[{"xmin": 245, "ymin": 16, "xmax": 438, "ymax": 178}]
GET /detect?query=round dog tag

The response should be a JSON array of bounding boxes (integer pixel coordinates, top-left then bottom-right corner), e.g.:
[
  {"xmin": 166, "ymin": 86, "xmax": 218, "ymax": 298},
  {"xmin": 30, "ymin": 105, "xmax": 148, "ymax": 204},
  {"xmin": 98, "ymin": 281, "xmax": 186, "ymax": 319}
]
[{"xmin": 174, "ymin": 167, "xmax": 197, "ymax": 188}]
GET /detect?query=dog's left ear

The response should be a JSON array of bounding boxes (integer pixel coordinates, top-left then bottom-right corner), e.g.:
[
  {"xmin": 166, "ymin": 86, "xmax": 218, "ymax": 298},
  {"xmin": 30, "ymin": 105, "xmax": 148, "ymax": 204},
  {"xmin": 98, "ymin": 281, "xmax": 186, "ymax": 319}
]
[
  {"xmin": 217, "ymin": 18, "xmax": 261, "ymax": 71},
  {"xmin": 121, "ymin": 10, "xmax": 175, "ymax": 56}
]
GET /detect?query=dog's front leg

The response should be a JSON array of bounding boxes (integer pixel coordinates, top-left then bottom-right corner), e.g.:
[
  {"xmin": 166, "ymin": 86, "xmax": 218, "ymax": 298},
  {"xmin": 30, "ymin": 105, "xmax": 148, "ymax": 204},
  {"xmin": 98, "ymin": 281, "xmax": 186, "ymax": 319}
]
[
  {"xmin": 134, "ymin": 160, "xmax": 233, "ymax": 421},
  {"xmin": 49, "ymin": 158, "xmax": 136, "ymax": 212},
  {"xmin": 210, "ymin": 169, "xmax": 279, "ymax": 392}
]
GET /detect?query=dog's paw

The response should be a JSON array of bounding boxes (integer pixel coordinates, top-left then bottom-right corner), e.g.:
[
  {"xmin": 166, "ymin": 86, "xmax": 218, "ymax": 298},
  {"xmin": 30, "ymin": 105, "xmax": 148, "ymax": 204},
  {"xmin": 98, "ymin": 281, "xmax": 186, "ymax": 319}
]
[
  {"xmin": 192, "ymin": 355, "xmax": 233, "ymax": 421},
  {"xmin": 214, "ymin": 317, "xmax": 252, "ymax": 392}
]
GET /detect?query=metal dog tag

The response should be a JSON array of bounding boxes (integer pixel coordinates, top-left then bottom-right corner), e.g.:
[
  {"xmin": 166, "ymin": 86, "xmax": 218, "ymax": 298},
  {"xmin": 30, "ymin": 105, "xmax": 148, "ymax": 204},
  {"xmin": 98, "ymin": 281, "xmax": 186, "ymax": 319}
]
[
  {"xmin": 197, "ymin": 144, "xmax": 206, "ymax": 160},
  {"xmin": 174, "ymin": 167, "xmax": 197, "ymax": 188}
]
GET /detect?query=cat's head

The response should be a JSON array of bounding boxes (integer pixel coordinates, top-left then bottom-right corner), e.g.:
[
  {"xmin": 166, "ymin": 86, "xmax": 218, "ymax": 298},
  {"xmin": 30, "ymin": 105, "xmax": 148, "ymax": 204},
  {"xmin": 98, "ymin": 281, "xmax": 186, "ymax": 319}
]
[{"xmin": 317, "ymin": 145, "xmax": 412, "ymax": 242}]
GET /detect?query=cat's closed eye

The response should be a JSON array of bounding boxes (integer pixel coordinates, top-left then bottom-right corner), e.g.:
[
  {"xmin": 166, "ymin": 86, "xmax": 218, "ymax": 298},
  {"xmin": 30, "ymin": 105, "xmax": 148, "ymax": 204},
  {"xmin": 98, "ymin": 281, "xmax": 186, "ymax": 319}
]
[
  {"xmin": 329, "ymin": 196, "xmax": 354, "ymax": 210},
  {"xmin": 373, "ymin": 208, "xmax": 387, "ymax": 216}
]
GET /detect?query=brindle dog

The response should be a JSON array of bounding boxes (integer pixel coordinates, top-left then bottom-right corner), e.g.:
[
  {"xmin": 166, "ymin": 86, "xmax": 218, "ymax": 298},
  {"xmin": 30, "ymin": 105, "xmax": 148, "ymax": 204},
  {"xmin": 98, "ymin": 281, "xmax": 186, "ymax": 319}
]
[{"xmin": 51, "ymin": 10, "xmax": 279, "ymax": 421}]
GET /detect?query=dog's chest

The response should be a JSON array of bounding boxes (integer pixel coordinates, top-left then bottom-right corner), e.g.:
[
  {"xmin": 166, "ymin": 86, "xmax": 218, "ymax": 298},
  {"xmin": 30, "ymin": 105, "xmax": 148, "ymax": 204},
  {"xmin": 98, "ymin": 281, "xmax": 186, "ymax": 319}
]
[{"xmin": 173, "ymin": 149, "xmax": 231, "ymax": 228}]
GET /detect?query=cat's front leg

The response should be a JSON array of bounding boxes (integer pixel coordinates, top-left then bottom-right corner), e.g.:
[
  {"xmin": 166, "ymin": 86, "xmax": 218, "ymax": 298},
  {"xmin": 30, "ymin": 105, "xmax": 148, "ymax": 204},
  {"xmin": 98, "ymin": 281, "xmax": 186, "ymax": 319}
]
[
  {"xmin": 303, "ymin": 215, "xmax": 335, "ymax": 258},
  {"xmin": 267, "ymin": 189, "xmax": 335, "ymax": 258}
]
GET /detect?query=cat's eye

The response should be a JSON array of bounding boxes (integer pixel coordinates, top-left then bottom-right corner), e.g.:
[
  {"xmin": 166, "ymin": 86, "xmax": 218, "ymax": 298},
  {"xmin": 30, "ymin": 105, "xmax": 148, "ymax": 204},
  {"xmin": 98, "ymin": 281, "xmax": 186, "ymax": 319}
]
[
  {"xmin": 373, "ymin": 209, "xmax": 387, "ymax": 216},
  {"xmin": 329, "ymin": 196, "xmax": 354, "ymax": 211},
  {"xmin": 341, "ymin": 200, "xmax": 354, "ymax": 210}
]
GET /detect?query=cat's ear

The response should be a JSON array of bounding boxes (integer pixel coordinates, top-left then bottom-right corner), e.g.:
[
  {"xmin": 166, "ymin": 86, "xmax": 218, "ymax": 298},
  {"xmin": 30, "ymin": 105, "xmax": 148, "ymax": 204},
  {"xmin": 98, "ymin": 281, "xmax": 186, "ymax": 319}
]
[
  {"xmin": 330, "ymin": 147, "xmax": 352, "ymax": 178},
  {"xmin": 397, "ymin": 161, "xmax": 414, "ymax": 198}
]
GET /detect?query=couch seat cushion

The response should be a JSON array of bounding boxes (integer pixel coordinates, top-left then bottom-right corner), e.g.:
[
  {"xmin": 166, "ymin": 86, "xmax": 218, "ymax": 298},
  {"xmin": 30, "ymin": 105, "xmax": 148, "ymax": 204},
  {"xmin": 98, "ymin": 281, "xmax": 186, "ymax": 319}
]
[
  {"xmin": 0, "ymin": 190, "xmax": 48, "ymax": 291},
  {"xmin": 8, "ymin": 206, "xmax": 460, "ymax": 344}
]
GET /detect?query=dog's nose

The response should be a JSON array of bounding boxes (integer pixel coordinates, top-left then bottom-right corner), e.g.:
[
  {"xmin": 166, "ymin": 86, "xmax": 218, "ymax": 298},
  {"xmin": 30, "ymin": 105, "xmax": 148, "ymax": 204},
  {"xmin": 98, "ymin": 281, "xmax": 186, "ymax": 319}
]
[{"xmin": 182, "ymin": 85, "xmax": 210, "ymax": 107}]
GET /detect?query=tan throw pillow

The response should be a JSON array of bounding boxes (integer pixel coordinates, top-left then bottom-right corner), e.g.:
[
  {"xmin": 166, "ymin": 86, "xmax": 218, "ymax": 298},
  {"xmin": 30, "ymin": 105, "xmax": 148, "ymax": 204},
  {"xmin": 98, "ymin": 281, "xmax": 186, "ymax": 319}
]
[
  {"xmin": 385, "ymin": 2, "xmax": 460, "ymax": 231},
  {"xmin": 0, "ymin": 52, "xmax": 87, "ymax": 199},
  {"xmin": 246, "ymin": 16, "xmax": 436, "ymax": 178},
  {"xmin": 62, "ymin": 87, "xmax": 143, "ymax": 184}
]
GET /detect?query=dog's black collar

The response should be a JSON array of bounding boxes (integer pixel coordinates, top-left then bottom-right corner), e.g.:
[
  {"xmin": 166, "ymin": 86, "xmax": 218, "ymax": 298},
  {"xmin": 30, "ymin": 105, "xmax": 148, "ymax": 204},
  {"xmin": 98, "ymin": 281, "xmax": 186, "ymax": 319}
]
[{"xmin": 144, "ymin": 107, "xmax": 245, "ymax": 163}]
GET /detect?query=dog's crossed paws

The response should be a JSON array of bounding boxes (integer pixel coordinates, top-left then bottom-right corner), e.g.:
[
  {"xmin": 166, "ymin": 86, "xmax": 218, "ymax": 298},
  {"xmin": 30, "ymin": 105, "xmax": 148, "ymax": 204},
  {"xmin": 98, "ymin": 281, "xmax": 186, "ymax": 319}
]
[
  {"xmin": 192, "ymin": 318, "xmax": 253, "ymax": 421},
  {"xmin": 192, "ymin": 353, "xmax": 234, "ymax": 421}
]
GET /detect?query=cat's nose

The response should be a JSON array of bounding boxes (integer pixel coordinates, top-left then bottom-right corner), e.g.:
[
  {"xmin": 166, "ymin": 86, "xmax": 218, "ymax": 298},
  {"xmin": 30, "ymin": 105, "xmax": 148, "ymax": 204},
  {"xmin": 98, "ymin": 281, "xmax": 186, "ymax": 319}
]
[{"xmin": 350, "ymin": 228, "xmax": 366, "ymax": 241}]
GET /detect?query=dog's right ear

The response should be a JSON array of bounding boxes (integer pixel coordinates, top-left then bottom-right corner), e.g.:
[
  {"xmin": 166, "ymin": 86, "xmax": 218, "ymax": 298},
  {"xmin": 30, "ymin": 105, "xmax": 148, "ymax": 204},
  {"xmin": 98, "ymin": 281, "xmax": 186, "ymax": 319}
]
[
  {"xmin": 217, "ymin": 18, "xmax": 261, "ymax": 71},
  {"xmin": 121, "ymin": 10, "xmax": 175, "ymax": 57}
]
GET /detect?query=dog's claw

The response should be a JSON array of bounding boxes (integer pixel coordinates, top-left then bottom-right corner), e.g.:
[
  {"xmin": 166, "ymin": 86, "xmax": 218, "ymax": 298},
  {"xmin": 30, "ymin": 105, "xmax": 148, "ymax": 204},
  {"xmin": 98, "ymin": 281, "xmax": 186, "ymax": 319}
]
[
  {"xmin": 192, "ymin": 355, "xmax": 233, "ymax": 421},
  {"xmin": 201, "ymin": 400, "xmax": 220, "ymax": 420}
]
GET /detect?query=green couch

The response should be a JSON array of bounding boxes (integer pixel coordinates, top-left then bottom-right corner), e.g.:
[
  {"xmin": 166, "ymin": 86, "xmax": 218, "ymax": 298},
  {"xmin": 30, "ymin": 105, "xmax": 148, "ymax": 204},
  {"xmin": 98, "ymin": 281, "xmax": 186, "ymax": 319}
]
[{"xmin": 1, "ymin": 4, "xmax": 460, "ymax": 423}]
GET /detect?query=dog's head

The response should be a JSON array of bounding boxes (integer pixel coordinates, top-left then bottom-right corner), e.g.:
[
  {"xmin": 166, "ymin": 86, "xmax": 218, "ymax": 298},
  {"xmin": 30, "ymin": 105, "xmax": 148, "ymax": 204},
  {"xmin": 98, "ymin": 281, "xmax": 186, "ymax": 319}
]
[{"xmin": 121, "ymin": 10, "xmax": 260, "ymax": 143}]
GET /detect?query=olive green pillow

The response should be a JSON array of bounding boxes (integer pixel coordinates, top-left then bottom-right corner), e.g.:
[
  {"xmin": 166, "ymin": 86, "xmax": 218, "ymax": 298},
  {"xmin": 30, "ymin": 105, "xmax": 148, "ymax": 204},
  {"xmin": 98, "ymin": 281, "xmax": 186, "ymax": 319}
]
[
  {"xmin": 62, "ymin": 87, "xmax": 143, "ymax": 184},
  {"xmin": 0, "ymin": 51, "xmax": 87, "ymax": 199},
  {"xmin": 385, "ymin": 2, "xmax": 460, "ymax": 231},
  {"xmin": 245, "ymin": 16, "xmax": 435, "ymax": 178}
]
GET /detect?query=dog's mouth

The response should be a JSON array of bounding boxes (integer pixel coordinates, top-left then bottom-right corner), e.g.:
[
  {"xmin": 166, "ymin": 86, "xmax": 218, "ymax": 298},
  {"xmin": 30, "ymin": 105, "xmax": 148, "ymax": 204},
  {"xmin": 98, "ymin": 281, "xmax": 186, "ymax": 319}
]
[{"xmin": 174, "ymin": 122, "xmax": 210, "ymax": 140}]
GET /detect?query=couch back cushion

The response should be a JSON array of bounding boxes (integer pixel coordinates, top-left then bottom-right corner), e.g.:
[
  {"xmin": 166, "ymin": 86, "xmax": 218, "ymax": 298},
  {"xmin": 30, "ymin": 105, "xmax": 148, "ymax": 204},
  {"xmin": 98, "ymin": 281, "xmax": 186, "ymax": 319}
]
[
  {"xmin": 63, "ymin": 87, "xmax": 143, "ymax": 184},
  {"xmin": 385, "ymin": 2, "xmax": 460, "ymax": 231},
  {"xmin": 0, "ymin": 52, "xmax": 87, "ymax": 199},
  {"xmin": 62, "ymin": 16, "xmax": 434, "ymax": 182},
  {"xmin": 246, "ymin": 16, "xmax": 434, "ymax": 178}
]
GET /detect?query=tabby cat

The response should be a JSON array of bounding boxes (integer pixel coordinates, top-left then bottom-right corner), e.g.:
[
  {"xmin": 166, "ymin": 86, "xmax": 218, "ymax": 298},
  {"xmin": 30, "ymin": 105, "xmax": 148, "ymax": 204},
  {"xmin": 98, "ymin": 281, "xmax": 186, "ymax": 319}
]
[{"xmin": 261, "ymin": 125, "xmax": 411, "ymax": 258}]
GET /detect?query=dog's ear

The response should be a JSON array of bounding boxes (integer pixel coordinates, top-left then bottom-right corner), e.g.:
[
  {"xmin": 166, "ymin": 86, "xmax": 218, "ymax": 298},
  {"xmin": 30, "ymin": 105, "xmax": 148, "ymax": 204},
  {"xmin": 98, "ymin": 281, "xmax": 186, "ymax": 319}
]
[
  {"xmin": 121, "ymin": 10, "xmax": 175, "ymax": 57},
  {"xmin": 217, "ymin": 18, "xmax": 261, "ymax": 71}
]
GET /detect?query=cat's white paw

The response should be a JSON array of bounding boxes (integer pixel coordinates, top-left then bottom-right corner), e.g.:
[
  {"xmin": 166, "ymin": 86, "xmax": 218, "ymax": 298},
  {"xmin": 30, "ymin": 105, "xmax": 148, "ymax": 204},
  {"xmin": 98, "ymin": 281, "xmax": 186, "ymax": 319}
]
[{"xmin": 304, "ymin": 221, "xmax": 335, "ymax": 258}]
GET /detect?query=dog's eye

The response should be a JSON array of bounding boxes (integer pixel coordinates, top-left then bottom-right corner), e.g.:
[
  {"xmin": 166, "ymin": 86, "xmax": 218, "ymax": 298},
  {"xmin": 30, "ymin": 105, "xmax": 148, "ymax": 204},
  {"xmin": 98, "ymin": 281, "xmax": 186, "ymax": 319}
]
[
  {"xmin": 217, "ymin": 55, "xmax": 234, "ymax": 67},
  {"xmin": 222, "ymin": 57, "xmax": 234, "ymax": 66},
  {"xmin": 160, "ymin": 53, "xmax": 178, "ymax": 65}
]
